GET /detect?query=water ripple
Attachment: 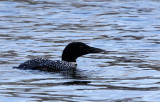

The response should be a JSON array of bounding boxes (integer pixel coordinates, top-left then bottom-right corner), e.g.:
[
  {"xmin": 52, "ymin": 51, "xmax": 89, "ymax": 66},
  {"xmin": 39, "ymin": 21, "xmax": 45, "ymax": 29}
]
[{"xmin": 0, "ymin": 0, "xmax": 160, "ymax": 101}]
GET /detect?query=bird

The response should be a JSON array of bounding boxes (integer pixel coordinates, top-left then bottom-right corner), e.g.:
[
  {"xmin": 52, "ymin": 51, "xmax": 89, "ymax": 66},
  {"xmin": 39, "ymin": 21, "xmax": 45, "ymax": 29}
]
[{"xmin": 14, "ymin": 42, "xmax": 105, "ymax": 72}]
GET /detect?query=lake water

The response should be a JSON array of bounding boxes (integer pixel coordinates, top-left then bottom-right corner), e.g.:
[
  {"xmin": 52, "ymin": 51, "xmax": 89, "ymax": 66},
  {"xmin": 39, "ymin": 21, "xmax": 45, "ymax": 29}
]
[{"xmin": 0, "ymin": 0, "xmax": 160, "ymax": 101}]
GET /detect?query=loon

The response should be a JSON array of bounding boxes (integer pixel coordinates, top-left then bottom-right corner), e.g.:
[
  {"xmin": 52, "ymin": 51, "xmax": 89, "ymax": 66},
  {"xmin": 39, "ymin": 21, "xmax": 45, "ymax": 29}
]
[{"xmin": 15, "ymin": 42, "xmax": 105, "ymax": 71}]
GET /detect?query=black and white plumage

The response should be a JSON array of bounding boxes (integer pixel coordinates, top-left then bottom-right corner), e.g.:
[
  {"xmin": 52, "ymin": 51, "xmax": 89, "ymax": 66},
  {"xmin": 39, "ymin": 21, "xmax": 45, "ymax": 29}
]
[
  {"xmin": 15, "ymin": 42, "xmax": 105, "ymax": 72},
  {"xmin": 17, "ymin": 58, "xmax": 76, "ymax": 71}
]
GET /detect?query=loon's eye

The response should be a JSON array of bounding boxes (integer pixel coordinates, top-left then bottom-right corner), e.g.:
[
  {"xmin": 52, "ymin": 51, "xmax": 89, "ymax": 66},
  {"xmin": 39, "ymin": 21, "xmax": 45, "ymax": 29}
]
[{"xmin": 79, "ymin": 46, "xmax": 83, "ymax": 49}]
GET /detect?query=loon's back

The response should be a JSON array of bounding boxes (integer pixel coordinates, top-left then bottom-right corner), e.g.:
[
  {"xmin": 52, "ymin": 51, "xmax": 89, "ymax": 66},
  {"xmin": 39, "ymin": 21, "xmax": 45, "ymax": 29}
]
[{"xmin": 16, "ymin": 58, "xmax": 76, "ymax": 71}]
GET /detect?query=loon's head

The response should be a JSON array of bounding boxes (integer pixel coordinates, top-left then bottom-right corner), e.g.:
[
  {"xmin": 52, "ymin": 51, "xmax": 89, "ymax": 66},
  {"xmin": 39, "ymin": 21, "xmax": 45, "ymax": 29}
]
[{"xmin": 62, "ymin": 42, "xmax": 105, "ymax": 62}]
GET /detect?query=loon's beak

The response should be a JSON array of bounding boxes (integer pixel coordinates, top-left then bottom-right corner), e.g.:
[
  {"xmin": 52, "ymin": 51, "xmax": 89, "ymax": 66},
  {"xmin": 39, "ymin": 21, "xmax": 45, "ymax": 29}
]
[{"xmin": 88, "ymin": 47, "xmax": 106, "ymax": 53}]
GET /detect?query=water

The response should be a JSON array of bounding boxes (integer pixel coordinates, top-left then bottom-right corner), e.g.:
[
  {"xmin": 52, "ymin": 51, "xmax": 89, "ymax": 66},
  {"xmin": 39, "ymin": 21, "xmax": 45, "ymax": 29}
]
[{"xmin": 0, "ymin": 0, "xmax": 160, "ymax": 101}]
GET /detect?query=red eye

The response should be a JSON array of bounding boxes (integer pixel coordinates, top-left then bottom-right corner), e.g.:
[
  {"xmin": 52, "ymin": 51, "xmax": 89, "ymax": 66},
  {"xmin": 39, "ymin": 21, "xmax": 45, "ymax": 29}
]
[{"xmin": 79, "ymin": 46, "xmax": 83, "ymax": 49}]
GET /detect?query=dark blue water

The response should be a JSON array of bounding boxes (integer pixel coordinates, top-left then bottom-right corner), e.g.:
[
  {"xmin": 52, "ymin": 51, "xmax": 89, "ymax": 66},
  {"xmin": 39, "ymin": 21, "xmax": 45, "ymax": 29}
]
[{"xmin": 0, "ymin": 0, "xmax": 160, "ymax": 101}]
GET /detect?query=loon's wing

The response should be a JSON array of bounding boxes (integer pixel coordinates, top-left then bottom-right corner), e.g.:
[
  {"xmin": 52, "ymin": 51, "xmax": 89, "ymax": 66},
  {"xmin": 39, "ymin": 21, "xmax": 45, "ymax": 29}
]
[
  {"xmin": 15, "ymin": 58, "xmax": 76, "ymax": 71},
  {"xmin": 16, "ymin": 58, "xmax": 49, "ymax": 70}
]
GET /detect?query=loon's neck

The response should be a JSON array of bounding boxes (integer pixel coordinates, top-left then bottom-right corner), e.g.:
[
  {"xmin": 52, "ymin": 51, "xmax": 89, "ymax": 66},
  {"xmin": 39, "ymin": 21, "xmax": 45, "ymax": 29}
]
[
  {"xmin": 62, "ymin": 58, "xmax": 76, "ymax": 62},
  {"xmin": 68, "ymin": 61, "xmax": 77, "ymax": 66},
  {"xmin": 62, "ymin": 60, "xmax": 77, "ymax": 67},
  {"xmin": 62, "ymin": 53, "xmax": 77, "ymax": 62}
]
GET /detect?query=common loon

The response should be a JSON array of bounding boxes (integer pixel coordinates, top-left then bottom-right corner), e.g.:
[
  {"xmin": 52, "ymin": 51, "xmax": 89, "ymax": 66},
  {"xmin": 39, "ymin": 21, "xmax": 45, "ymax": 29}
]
[{"xmin": 15, "ymin": 42, "xmax": 105, "ymax": 71}]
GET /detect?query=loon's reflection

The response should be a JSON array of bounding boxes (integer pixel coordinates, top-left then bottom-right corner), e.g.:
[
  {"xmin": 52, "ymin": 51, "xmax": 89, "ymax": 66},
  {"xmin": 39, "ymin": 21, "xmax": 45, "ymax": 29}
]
[{"xmin": 49, "ymin": 69, "xmax": 91, "ymax": 85}]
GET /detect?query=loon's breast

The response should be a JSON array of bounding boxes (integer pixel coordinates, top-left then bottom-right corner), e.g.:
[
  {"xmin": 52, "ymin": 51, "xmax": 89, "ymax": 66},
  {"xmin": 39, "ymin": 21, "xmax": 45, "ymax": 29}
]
[{"xmin": 17, "ymin": 58, "xmax": 77, "ymax": 71}]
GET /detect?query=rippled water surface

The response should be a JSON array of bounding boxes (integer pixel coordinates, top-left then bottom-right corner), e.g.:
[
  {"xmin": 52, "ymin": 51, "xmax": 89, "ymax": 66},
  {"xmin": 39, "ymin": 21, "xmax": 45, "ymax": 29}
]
[{"xmin": 1, "ymin": 0, "xmax": 160, "ymax": 101}]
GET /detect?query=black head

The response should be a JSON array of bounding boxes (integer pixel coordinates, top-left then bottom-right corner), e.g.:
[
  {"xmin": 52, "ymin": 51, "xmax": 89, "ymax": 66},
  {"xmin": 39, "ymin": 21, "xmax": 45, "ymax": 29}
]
[{"xmin": 62, "ymin": 42, "xmax": 105, "ymax": 62}]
